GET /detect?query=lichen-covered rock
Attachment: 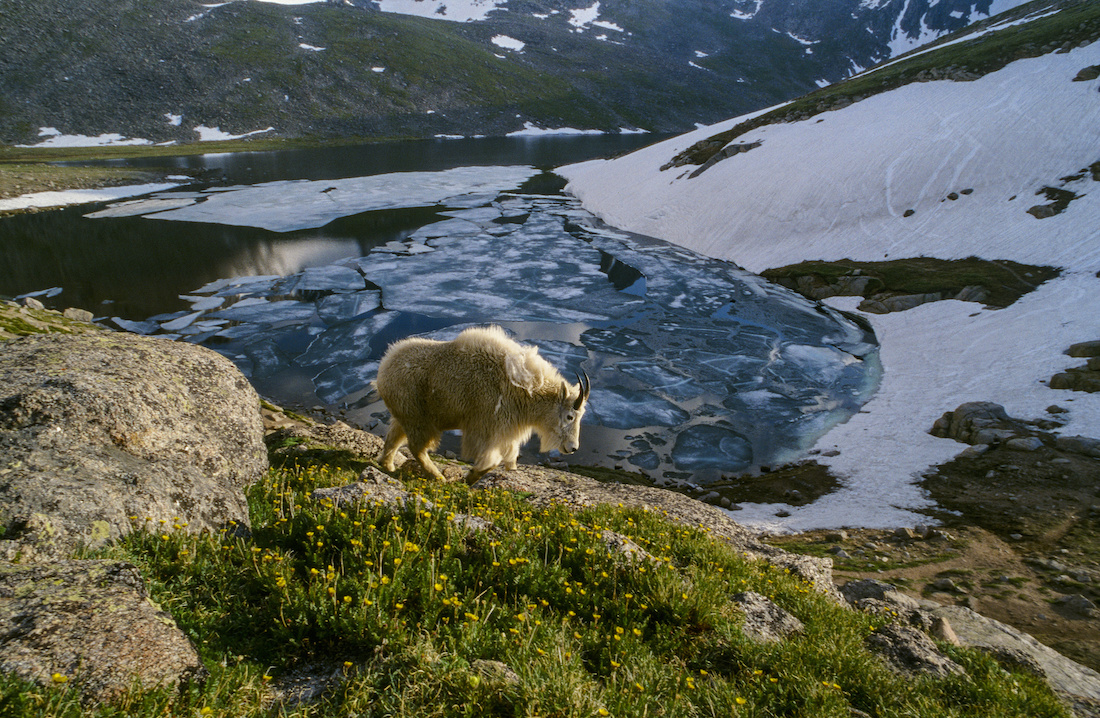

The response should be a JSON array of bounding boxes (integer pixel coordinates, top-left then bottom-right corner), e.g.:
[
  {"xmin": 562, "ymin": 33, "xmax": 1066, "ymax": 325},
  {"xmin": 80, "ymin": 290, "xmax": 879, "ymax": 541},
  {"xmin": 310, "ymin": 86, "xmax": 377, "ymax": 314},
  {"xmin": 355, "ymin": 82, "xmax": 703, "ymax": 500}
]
[
  {"xmin": 0, "ymin": 333, "xmax": 267, "ymax": 558},
  {"xmin": 0, "ymin": 559, "xmax": 206, "ymax": 702},
  {"xmin": 731, "ymin": 591, "xmax": 804, "ymax": 643},
  {"xmin": 922, "ymin": 602, "xmax": 1100, "ymax": 708},
  {"xmin": 865, "ymin": 623, "xmax": 965, "ymax": 678}
]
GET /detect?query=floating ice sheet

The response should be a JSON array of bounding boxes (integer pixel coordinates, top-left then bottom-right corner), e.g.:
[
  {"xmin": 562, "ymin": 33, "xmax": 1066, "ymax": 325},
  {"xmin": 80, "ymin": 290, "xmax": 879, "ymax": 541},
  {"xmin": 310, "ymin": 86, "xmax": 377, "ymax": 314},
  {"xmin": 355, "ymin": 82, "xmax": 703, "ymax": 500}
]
[{"xmin": 90, "ymin": 166, "xmax": 541, "ymax": 232}]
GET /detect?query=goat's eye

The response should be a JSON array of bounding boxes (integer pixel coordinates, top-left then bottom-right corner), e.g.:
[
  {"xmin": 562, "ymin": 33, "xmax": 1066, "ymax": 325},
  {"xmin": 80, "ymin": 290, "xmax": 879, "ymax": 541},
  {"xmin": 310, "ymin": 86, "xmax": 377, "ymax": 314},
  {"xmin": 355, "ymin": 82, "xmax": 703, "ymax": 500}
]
[{"xmin": 566, "ymin": 413, "xmax": 575, "ymax": 422}]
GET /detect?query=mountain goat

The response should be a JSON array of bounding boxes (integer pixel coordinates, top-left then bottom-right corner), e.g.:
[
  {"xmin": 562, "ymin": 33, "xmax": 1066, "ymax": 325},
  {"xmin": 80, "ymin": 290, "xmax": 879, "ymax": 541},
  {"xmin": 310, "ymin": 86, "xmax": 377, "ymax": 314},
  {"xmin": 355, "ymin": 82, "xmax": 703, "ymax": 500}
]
[{"xmin": 376, "ymin": 325, "xmax": 590, "ymax": 483}]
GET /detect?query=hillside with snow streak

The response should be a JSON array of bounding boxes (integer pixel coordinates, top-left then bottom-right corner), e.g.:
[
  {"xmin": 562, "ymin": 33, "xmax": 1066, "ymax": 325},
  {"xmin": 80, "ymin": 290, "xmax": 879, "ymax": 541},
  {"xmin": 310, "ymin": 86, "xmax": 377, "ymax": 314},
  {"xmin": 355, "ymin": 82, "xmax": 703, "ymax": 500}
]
[{"xmin": 560, "ymin": 34, "xmax": 1100, "ymax": 531}]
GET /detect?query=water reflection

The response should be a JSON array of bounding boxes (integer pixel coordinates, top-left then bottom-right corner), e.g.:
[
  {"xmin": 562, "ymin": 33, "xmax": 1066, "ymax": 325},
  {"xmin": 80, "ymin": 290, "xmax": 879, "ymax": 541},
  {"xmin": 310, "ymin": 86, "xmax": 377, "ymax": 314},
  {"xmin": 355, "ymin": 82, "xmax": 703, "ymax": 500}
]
[
  {"xmin": 0, "ymin": 204, "xmax": 439, "ymax": 318},
  {"xmin": 3, "ymin": 134, "xmax": 662, "ymax": 318},
  {"xmin": 75, "ymin": 134, "xmax": 670, "ymax": 186}
]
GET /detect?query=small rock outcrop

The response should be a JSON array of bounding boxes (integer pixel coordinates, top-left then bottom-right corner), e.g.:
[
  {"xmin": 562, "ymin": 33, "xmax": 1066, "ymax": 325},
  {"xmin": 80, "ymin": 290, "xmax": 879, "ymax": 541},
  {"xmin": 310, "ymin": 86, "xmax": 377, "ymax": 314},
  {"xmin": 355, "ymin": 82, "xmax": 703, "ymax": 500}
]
[
  {"xmin": 0, "ymin": 560, "xmax": 206, "ymax": 702},
  {"xmin": 924, "ymin": 603, "xmax": 1100, "ymax": 711},
  {"xmin": 732, "ymin": 591, "xmax": 804, "ymax": 643},
  {"xmin": 930, "ymin": 401, "xmax": 1100, "ymax": 460},
  {"xmin": 0, "ymin": 333, "xmax": 268, "ymax": 559},
  {"xmin": 865, "ymin": 623, "xmax": 966, "ymax": 678},
  {"xmin": 1051, "ymin": 340, "xmax": 1100, "ymax": 393}
]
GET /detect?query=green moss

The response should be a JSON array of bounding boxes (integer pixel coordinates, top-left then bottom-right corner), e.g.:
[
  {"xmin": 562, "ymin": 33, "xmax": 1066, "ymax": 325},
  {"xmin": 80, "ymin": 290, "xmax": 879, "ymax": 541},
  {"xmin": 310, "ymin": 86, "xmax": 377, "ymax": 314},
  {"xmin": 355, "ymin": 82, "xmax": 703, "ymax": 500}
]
[{"xmin": 762, "ymin": 257, "xmax": 1060, "ymax": 308}]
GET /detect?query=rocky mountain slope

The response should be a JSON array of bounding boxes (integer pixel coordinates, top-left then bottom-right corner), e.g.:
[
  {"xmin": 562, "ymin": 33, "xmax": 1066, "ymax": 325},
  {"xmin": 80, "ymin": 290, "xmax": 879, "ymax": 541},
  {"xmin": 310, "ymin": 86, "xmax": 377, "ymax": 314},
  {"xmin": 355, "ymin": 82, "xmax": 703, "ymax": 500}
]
[{"xmin": 0, "ymin": 0, "xmax": 1029, "ymax": 144}]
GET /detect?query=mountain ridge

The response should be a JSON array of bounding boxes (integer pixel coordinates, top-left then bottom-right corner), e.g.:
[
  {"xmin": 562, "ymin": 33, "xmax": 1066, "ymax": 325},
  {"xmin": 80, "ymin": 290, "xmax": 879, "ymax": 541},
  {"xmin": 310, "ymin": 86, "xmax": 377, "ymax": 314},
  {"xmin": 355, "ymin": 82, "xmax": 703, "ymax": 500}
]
[{"xmin": 0, "ymin": 0, "xmax": 1033, "ymax": 145}]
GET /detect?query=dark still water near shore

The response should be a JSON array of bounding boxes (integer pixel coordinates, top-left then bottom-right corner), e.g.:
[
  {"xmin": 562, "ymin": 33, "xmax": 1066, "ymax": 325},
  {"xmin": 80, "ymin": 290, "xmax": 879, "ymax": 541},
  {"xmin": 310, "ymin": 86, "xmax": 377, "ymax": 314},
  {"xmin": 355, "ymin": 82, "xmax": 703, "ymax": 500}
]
[{"xmin": 0, "ymin": 133, "xmax": 879, "ymax": 486}]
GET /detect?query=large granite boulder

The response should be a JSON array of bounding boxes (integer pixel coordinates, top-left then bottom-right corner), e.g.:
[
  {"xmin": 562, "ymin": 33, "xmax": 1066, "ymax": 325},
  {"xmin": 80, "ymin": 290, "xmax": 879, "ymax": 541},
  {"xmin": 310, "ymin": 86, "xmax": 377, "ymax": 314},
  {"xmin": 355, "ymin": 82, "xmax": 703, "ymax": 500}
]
[
  {"xmin": 0, "ymin": 332, "xmax": 267, "ymax": 559},
  {"xmin": 0, "ymin": 560, "xmax": 206, "ymax": 702}
]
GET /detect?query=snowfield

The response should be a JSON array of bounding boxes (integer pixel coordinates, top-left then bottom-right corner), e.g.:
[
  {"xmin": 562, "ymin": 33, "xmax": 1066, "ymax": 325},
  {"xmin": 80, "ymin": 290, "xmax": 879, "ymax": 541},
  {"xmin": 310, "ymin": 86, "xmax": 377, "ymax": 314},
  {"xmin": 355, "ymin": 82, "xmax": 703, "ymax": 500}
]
[{"xmin": 560, "ymin": 41, "xmax": 1100, "ymax": 531}]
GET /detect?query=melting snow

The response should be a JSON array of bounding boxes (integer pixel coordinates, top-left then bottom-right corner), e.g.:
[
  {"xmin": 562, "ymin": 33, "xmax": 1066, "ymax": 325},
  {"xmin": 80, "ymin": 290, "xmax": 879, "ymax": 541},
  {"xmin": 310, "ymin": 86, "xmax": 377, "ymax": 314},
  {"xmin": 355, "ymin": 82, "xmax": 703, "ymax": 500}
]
[
  {"xmin": 491, "ymin": 35, "xmax": 525, "ymax": 52},
  {"xmin": 506, "ymin": 123, "xmax": 603, "ymax": 137},
  {"xmin": 0, "ymin": 184, "xmax": 183, "ymax": 213},
  {"xmin": 372, "ymin": 0, "xmax": 507, "ymax": 23},
  {"xmin": 560, "ymin": 42, "xmax": 1100, "ymax": 530}
]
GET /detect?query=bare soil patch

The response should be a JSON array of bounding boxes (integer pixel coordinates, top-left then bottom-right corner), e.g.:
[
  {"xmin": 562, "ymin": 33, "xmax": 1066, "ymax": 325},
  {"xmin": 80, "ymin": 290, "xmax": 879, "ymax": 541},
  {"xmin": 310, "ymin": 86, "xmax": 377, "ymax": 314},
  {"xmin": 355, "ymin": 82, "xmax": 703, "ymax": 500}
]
[{"xmin": 768, "ymin": 439, "xmax": 1100, "ymax": 673}]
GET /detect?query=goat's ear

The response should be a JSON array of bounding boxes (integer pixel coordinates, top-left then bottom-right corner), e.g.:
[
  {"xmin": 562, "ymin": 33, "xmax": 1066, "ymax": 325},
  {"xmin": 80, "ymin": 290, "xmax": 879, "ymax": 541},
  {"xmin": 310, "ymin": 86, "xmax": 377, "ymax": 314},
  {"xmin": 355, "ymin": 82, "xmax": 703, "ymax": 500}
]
[{"xmin": 559, "ymin": 382, "xmax": 568, "ymax": 403}]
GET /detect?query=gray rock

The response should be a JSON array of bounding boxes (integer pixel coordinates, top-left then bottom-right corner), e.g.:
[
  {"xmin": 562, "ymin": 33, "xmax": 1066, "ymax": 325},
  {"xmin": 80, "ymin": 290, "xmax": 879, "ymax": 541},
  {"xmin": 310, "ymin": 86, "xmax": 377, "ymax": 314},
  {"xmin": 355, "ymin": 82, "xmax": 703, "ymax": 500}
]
[
  {"xmin": 1056, "ymin": 594, "xmax": 1100, "ymax": 618},
  {"xmin": 841, "ymin": 578, "xmax": 899, "ymax": 603},
  {"xmin": 17, "ymin": 296, "xmax": 45, "ymax": 310},
  {"xmin": 954, "ymin": 285, "xmax": 990, "ymax": 303},
  {"xmin": 929, "ymin": 616, "xmax": 960, "ymax": 646},
  {"xmin": 61, "ymin": 307, "xmax": 95, "ymax": 323},
  {"xmin": 0, "ymin": 333, "xmax": 266, "ymax": 558},
  {"xmin": 471, "ymin": 659, "xmax": 520, "ymax": 687},
  {"xmin": 971, "ymin": 428, "xmax": 1018, "ymax": 445},
  {"xmin": 1067, "ymin": 341, "xmax": 1100, "ymax": 358},
  {"xmin": 731, "ymin": 591, "xmax": 804, "ymax": 643},
  {"xmin": 833, "ymin": 275, "xmax": 876, "ymax": 296},
  {"xmin": 921, "ymin": 603, "xmax": 1100, "ymax": 706},
  {"xmin": 856, "ymin": 299, "xmax": 890, "ymax": 314},
  {"xmin": 1050, "ymin": 370, "xmax": 1100, "ymax": 393},
  {"xmin": 600, "ymin": 529, "xmax": 659, "ymax": 564},
  {"xmin": 1005, "ymin": 436, "xmax": 1045, "ymax": 452},
  {"xmin": 0, "ymin": 559, "xmax": 206, "ymax": 702},
  {"xmin": 931, "ymin": 577, "xmax": 962, "ymax": 593},
  {"xmin": 879, "ymin": 293, "xmax": 944, "ymax": 312},
  {"xmin": 311, "ymin": 467, "xmax": 423, "ymax": 510},
  {"xmin": 956, "ymin": 444, "xmax": 990, "ymax": 458},
  {"xmin": 865, "ymin": 623, "xmax": 965, "ymax": 678},
  {"xmin": 1057, "ymin": 435, "xmax": 1100, "ymax": 458},
  {"xmin": 266, "ymin": 660, "xmax": 348, "ymax": 709},
  {"xmin": 929, "ymin": 402, "xmax": 1058, "ymax": 450}
]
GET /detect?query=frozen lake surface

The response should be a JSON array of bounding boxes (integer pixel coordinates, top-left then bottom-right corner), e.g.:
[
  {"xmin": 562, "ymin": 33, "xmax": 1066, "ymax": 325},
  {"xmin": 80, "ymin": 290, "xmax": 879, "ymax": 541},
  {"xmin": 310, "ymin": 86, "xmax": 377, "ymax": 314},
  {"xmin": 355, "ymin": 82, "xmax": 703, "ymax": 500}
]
[{"xmin": 99, "ymin": 168, "xmax": 880, "ymax": 485}]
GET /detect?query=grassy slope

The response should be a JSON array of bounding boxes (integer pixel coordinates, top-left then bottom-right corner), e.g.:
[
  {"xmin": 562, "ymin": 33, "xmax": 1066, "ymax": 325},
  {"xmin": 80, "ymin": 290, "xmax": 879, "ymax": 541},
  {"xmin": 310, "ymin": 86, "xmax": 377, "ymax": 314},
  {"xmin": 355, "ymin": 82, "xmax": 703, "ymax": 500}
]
[{"xmin": 0, "ymin": 460, "xmax": 1069, "ymax": 717}]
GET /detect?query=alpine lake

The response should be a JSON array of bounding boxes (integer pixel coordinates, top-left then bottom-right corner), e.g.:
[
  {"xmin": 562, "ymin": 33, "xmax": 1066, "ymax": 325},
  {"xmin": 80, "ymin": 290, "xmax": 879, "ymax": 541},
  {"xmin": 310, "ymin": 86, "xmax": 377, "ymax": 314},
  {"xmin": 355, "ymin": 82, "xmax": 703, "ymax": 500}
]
[{"xmin": 0, "ymin": 134, "xmax": 880, "ymax": 489}]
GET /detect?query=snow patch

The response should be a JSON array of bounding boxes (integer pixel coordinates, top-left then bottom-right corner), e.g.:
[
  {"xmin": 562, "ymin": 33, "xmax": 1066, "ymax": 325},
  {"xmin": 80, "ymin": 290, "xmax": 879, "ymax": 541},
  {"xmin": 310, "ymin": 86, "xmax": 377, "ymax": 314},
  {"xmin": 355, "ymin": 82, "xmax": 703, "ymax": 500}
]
[
  {"xmin": 569, "ymin": 1, "xmax": 601, "ymax": 28},
  {"xmin": 0, "ymin": 184, "xmax": 183, "ymax": 212},
  {"xmin": 17, "ymin": 127, "xmax": 153, "ymax": 148},
  {"xmin": 192, "ymin": 125, "xmax": 276, "ymax": 141},
  {"xmin": 491, "ymin": 35, "xmax": 525, "ymax": 52},
  {"xmin": 372, "ymin": 0, "xmax": 507, "ymax": 22},
  {"xmin": 730, "ymin": 0, "xmax": 763, "ymax": 21},
  {"xmin": 506, "ymin": 122, "xmax": 603, "ymax": 137}
]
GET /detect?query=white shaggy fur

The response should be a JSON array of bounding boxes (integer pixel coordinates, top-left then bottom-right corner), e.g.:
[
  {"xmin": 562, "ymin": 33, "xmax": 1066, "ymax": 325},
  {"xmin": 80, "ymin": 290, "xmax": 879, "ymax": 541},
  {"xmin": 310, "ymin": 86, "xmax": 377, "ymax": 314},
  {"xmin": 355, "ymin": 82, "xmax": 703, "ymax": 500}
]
[{"xmin": 376, "ymin": 326, "xmax": 589, "ymax": 482}]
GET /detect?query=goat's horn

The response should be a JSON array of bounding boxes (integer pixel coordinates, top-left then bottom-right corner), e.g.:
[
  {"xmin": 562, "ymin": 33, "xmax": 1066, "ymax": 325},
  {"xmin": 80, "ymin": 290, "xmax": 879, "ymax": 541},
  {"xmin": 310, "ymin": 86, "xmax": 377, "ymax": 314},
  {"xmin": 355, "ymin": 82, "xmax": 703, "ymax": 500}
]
[{"xmin": 573, "ymin": 370, "xmax": 590, "ymax": 409}]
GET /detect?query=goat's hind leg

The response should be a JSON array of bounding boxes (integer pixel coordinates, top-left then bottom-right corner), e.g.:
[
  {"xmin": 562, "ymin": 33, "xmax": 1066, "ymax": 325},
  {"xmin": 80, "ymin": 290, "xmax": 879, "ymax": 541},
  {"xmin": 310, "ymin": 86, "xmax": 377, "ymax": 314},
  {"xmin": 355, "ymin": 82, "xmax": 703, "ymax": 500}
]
[
  {"xmin": 464, "ymin": 447, "xmax": 503, "ymax": 485},
  {"xmin": 380, "ymin": 420, "xmax": 408, "ymax": 472},
  {"xmin": 406, "ymin": 427, "xmax": 445, "ymax": 480}
]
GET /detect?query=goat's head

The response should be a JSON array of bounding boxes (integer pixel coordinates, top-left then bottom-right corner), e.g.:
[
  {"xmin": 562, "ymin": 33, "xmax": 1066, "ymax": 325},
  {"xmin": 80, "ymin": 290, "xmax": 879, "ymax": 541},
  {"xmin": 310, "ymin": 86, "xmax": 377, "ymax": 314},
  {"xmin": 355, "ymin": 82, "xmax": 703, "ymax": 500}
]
[{"xmin": 543, "ymin": 371, "xmax": 590, "ymax": 454}]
